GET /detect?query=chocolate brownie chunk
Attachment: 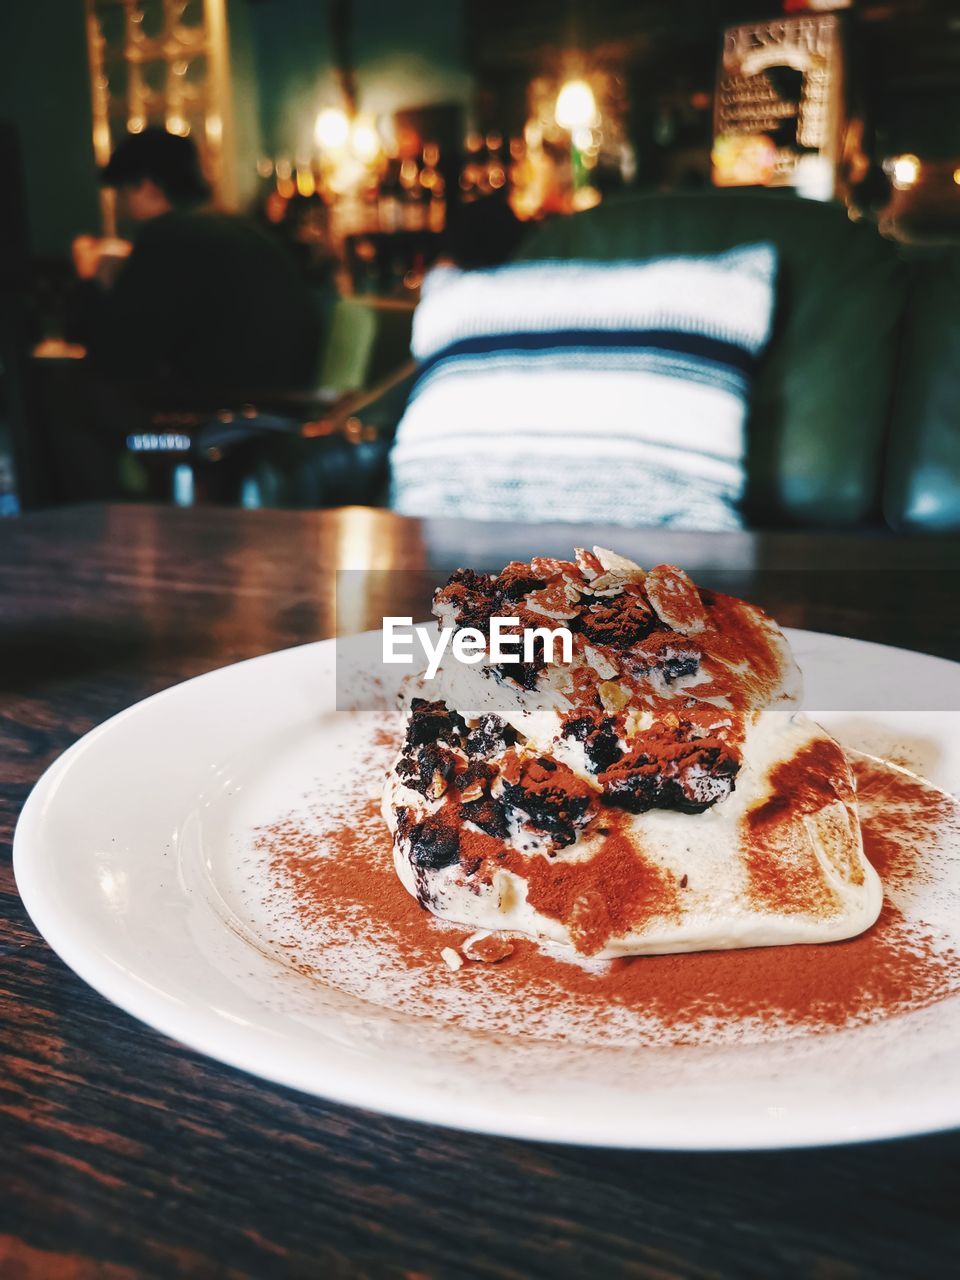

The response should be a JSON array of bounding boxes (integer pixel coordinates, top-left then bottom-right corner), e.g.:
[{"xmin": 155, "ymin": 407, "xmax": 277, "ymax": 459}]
[
  {"xmin": 577, "ymin": 596, "xmax": 657, "ymax": 648},
  {"xmin": 600, "ymin": 741, "xmax": 739, "ymax": 815},
  {"xmin": 660, "ymin": 649, "xmax": 700, "ymax": 684},
  {"xmin": 460, "ymin": 795, "xmax": 509, "ymax": 839},
  {"xmin": 562, "ymin": 715, "xmax": 593, "ymax": 742},
  {"xmin": 435, "ymin": 568, "xmax": 498, "ymax": 630},
  {"xmin": 465, "ymin": 714, "xmax": 517, "ymax": 758},
  {"xmin": 501, "ymin": 757, "xmax": 593, "ymax": 848},
  {"xmin": 562, "ymin": 714, "xmax": 624, "ymax": 773},
  {"xmin": 584, "ymin": 720, "xmax": 624, "ymax": 772},
  {"xmin": 492, "ymin": 655, "xmax": 546, "ymax": 691},
  {"xmin": 407, "ymin": 811, "xmax": 461, "ymax": 870},
  {"xmin": 404, "ymin": 698, "xmax": 466, "ymax": 748},
  {"xmin": 395, "ymin": 741, "xmax": 457, "ymax": 797},
  {"xmin": 495, "ymin": 561, "xmax": 547, "ymax": 601},
  {"xmin": 454, "ymin": 758, "xmax": 495, "ymax": 794},
  {"xmin": 630, "ymin": 632, "xmax": 702, "ymax": 685}
]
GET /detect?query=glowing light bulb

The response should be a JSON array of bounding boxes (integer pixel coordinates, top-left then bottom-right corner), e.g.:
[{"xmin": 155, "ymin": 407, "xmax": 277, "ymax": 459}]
[
  {"xmin": 555, "ymin": 79, "xmax": 597, "ymax": 131},
  {"xmin": 350, "ymin": 116, "xmax": 381, "ymax": 162},
  {"xmin": 314, "ymin": 107, "xmax": 350, "ymax": 151},
  {"xmin": 296, "ymin": 166, "xmax": 316, "ymax": 197},
  {"xmin": 891, "ymin": 154, "xmax": 920, "ymax": 189},
  {"xmin": 953, "ymin": 167, "xmax": 960, "ymax": 186}
]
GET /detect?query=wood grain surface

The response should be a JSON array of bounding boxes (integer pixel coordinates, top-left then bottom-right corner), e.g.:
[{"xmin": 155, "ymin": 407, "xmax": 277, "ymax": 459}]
[{"xmin": 2, "ymin": 504, "xmax": 959, "ymax": 1280}]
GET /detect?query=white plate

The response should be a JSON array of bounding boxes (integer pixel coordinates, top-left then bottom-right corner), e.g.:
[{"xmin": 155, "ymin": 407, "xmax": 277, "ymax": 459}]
[{"xmin": 13, "ymin": 628, "xmax": 960, "ymax": 1150}]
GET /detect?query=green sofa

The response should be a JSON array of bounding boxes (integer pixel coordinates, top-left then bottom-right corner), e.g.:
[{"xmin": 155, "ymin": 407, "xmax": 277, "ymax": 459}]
[{"xmin": 358, "ymin": 190, "xmax": 960, "ymax": 532}]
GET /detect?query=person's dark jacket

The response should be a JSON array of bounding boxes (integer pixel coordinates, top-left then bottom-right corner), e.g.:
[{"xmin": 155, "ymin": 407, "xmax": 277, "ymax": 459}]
[{"xmin": 78, "ymin": 210, "xmax": 321, "ymax": 393}]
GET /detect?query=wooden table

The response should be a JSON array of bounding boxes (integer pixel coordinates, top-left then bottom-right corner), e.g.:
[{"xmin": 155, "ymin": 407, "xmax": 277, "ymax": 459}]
[{"xmin": 2, "ymin": 504, "xmax": 959, "ymax": 1279}]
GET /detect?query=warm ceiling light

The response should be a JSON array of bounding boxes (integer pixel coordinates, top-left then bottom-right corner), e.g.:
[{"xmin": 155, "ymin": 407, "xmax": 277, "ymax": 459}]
[
  {"xmin": 296, "ymin": 166, "xmax": 316, "ymax": 198},
  {"xmin": 555, "ymin": 79, "xmax": 597, "ymax": 131},
  {"xmin": 891, "ymin": 154, "xmax": 920, "ymax": 189},
  {"xmin": 314, "ymin": 107, "xmax": 350, "ymax": 151},
  {"xmin": 350, "ymin": 116, "xmax": 381, "ymax": 162},
  {"xmin": 953, "ymin": 167, "xmax": 960, "ymax": 186},
  {"xmin": 524, "ymin": 119, "xmax": 543, "ymax": 149}
]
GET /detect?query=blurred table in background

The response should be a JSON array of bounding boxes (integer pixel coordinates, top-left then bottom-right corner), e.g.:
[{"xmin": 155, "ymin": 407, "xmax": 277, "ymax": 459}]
[{"xmin": 1, "ymin": 504, "xmax": 959, "ymax": 1278}]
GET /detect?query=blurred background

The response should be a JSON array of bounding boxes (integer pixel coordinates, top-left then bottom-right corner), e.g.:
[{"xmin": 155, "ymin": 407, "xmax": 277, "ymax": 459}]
[{"xmin": 1, "ymin": 0, "xmax": 959, "ymax": 528}]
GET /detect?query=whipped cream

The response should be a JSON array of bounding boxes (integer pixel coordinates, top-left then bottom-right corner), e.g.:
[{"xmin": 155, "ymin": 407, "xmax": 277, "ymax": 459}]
[{"xmin": 382, "ymin": 548, "xmax": 883, "ymax": 958}]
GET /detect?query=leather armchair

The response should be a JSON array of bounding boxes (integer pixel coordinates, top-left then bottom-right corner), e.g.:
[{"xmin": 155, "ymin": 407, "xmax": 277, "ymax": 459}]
[
  {"xmin": 351, "ymin": 190, "xmax": 959, "ymax": 531},
  {"xmin": 513, "ymin": 191, "xmax": 910, "ymax": 529},
  {"xmin": 883, "ymin": 248, "xmax": 960, "ymax": 530}
]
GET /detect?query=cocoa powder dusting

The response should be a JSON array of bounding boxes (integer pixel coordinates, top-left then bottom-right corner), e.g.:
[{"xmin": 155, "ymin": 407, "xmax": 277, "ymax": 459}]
[
  {"xmin": 743, "ymin": 738, "xmax": 855, "ymax": 918},
  {"xmin": 500, "ymin": 823, "xmax": 681, "ymax": 957},
  {"xmin": 851, "ymin": 757, "xmax": 955, "ymax": 889},
  {"xmin": 252, "ymin": 746, "xmax": 960, "ymax": 1048}
]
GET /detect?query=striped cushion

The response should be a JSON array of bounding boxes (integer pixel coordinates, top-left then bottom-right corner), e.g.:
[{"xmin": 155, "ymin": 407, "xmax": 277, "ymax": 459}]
[{"xmin": 389, "ymin": 245, "xmax": 777, "ymax": 529}]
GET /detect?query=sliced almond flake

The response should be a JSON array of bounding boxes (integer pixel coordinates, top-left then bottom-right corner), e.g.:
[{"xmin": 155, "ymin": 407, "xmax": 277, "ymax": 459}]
[
  {"xmin": 459, "ymin": 780, "xmax": 484, "ymax": 803},
  {"xmin": 462, "ymin": 931, "xmax": 516, "ymax": 964},
  {"xmin": 574, "ymin": 547, "xmax": 604, "ymax": 579},
  {"xmin": 545, "ymin": 665, "xmax": 575, "ymax": 696},
  {"xmin": 645, "ymin": 564, "xmax": 707, "ymax": 636},
  {"xmin": 525, "ymin": 600, "xmax": 579, "ymax": 621},
  {"xmin": 593, "ymin": 546, "xmax": 645, "ymax": 575},
  {"xmin": 591, "ymin": 570, "xmax": 644, "ymax": 594},
  {"xmin": 440, "ymin": 947, "xmax": 463, "ymax": 972},
  {"xmin": 583, "ymin": 644, "xmax": 619, "ymax": 679},
  {"xmin": 598, "ymin": 680, "xmax": 630, "ymax": 714},
  {"xmin": 624, "ymin": 707, "xmax": 654, "ymax": 736},
  {"xmin": 531, "ymin": 556, "xmax": 576, "ymax": 578},
  {"xmin": 588, "ymin": 574, "xmax": 628, "ymax": 597},
  {"xmin": 526, "ymin": 579, "xmax": 581, "ymax": 621},
  {"xmin": 494, "ymin": 869, "xmax": 519, "ymax": 913},
  {"xmin": 426, "ymin": 771, "xmax": 448, "ymax": 800}
]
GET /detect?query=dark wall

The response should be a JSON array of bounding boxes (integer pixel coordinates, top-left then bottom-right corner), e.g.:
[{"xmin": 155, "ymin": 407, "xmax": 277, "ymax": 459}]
[
  {"xmin": 0, "ymin": 0, "xmax": 101, "ymax": 258},
  {"xmin": 230, "ymin": 0, "xmax": 265, "ymax": 207},
  {"xmin": 0, "ymin": 0, "xmax": 470, "ymax": 257},
  {"xmin": 247, "ymin": 0, "xmax": 470, "ymax": 158}
]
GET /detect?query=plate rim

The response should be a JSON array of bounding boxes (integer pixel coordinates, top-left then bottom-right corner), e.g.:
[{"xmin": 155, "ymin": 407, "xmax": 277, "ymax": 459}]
[{"xmin": 13, "ymin": 628, "xmax": 960, "ymax": 1150}]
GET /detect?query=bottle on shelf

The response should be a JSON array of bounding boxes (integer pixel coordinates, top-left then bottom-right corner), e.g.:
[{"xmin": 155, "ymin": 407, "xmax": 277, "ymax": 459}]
[
  {"xmin": 377, "ymin": 156, "xmax": 402, "ymax": 234},
  {"xmin": 399, "ymin": 155, "xmax": 426, "ymax": 231},
  {"xmin": 419, "ymin": 141, "xmax": 445, "ymax": 232}
]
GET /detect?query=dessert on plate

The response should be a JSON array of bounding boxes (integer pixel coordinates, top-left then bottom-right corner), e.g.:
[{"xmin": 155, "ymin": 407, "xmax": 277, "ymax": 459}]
[{"xmin": 382, "ymin": 548, "xmax": 883, "ymax": 958}]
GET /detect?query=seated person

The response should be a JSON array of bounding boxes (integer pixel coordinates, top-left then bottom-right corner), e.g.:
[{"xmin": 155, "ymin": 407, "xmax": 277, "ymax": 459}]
[
  {"xmin": 71, "ymin": 128, "xmax": 320, "ymax": 395},
  {"xmin": 441, "ymin": 191, "xmax": 528, "ymax": 269}
]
